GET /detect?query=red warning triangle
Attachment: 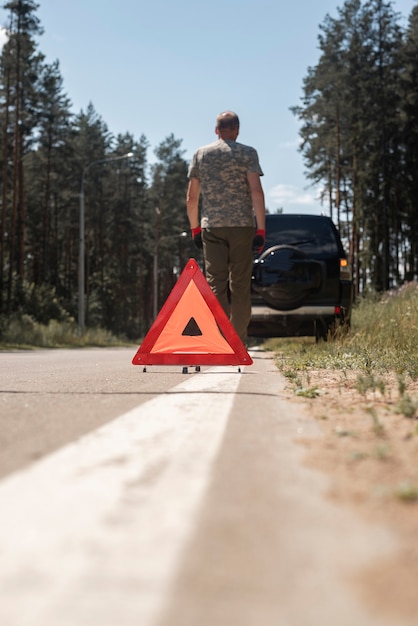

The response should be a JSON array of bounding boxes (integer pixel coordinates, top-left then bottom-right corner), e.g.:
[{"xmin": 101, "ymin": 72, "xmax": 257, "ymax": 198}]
[{"xmin": 132, "ymin": 258, "xmax": 253, "ymax": 366}]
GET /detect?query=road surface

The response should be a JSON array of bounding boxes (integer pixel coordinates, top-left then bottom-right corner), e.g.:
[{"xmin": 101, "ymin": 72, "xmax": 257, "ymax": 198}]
[{"xmin": 0, "ymin": 348, "xmax": 409, "ymax": 625}]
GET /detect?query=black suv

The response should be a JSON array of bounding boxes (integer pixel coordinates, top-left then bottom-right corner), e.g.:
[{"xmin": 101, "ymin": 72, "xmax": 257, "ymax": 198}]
[{"xmin": 249, "ymin": 213, "xmax": 353, "ymax": 341}]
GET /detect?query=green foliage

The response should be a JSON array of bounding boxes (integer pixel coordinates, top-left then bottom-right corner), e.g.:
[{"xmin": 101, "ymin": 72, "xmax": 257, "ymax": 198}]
[
  {"xmin": 365, "ymin": 406, "xmax": 385, "ymax": 437},
  {"xmin": 267, "ymin": 283, "xmax": 418, "ymax": 381},
  {"xmin": 0, "ymin": 314, "xmax": 129, "ymax": 349},
  {"xmin": 266, "ymin": 285, "xmax": 418, "ymax": 476},
  {"xmin": 0, "ymin": 1, "xmax": 191, "ymax": 341},
  {"xmin": 374, "ymin": 443, "xmax": 391, "ymax": 460},
  {"xmin": 355, "ymin": 373, "xmax": 386, "ymax": 397},
  {"xmin": 395, "ymin": 394, "xmax": 418, "ymax": 419},
  {"xmin": 295, "ymin": 386, "xmax": 321, "ymax": 398},
  {"xmin": 2, "ymin": 0, "xmax": 418, "ymax": 343},
  {"xmin": 13, "ymin": 280, "xmax": 71, "ymax": 324},
  {"xmin": 395, "ymin": 481, "xmax": 418, "ymax": 503},
  {"xmin": 292, "ymin": 0, "xmax": 417, "ymax": 292}
]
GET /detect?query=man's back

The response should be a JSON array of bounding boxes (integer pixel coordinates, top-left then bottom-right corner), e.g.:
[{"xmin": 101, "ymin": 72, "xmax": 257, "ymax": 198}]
[
  {"xmin": 189, "ymin": 138, "xmax": 262, "ymax": 227},
  {"xmin": 185, "ymin": 110, "xmax": 266, "ymax": 344}
]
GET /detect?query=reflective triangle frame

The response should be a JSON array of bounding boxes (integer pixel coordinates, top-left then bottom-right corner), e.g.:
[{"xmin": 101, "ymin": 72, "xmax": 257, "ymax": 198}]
[{"xmin": 132, "ymin": 258, "xmax": 253, "ymax": 367}]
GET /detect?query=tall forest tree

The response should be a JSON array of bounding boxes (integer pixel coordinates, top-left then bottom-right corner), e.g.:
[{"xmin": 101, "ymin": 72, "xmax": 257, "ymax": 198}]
[
  {"xmin": 148, "ymin": 134, "xmax": 192, "ymax": 319},
  {"xmin": 0, "ymin": 0, "xmax": 44, "ymax": 312},
  {"xmin": 398, "ymin": 5, "xmax": 418, "ymax": 282},
  {"xmin": 2, "ymin": 0, "xmax": 416, "ymax": 339},
  {"xmin": 87, "ymin": 132, "xmax": 150, "ymax": 338},
  {"xmin": 0, "ymin": 0, "xmax": 194, "ymax": 338},
  {"xmin": 25, "ymin": 59, "xmax": 73, "ymax": 289},
  {"xmin": 292, "ymin": 0, "xmax": 405, "ymax": 293}
]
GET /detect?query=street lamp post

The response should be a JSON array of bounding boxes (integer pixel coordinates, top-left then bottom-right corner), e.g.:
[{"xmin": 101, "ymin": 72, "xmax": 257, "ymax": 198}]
[
  {"xmin": 153, "ymin": 232, "xmax": 187, "ymax": 319},
  {"xmin": 78, "ymin": 152, "xmax": 133, "ymax": 333}
]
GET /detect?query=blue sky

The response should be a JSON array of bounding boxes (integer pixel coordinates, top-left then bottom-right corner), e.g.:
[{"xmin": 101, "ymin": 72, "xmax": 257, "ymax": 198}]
[{"xmin": 1, "ymin": 0, "xmax": 417, "ymax": 214}]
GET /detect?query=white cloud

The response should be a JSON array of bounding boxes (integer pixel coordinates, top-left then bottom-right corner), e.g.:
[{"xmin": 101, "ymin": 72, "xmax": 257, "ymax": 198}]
[
  {"xmin": 269, "ymin": 183, "xmax": 317, "ymax": 206},
  {"xmin": 0, "ymin": 27, "xmax": 9, "ymax": 48},
  {"xmin": 280, "ymin": 138, "xmax": 302, "ymax": 149},
  {"xmin": 266, "ymin": 183, "xmax": 327, "ymax": 215}
]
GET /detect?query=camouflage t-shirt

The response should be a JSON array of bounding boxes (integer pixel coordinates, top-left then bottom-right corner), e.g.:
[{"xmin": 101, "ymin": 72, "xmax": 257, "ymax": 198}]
[{"xmin": 188, "ymin": 139, "xmax": 263, "ymax": 228}]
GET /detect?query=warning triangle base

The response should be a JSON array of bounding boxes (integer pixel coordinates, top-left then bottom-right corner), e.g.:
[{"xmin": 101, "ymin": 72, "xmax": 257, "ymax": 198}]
[{"xmin": 132, "ymin": 258, "xmax": 253, "ymax": 367}]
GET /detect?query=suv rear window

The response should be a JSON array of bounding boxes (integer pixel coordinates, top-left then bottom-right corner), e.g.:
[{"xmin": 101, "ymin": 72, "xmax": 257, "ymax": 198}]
[{"xmin": 265, "ymin": 215, "xmax": 341, "ymax": 259}]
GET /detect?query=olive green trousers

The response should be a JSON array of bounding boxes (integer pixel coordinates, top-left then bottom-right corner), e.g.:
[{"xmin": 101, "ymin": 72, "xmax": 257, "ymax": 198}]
[{"xmin": 202, "ymin": 227, "xmax": 255, "ymax": 345}]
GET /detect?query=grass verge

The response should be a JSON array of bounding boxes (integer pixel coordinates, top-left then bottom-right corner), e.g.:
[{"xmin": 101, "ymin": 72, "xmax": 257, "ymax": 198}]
[
  {"xmin": 264, "ymin": 282, "xmax": 418, "ymax": 390},
  {"xmin": 262, "ymin": 282, "xmax": 418, "ymax": 521},
  {"xmin": 0, "ymin": 314, "xmax": 135, "ymax": 349}
]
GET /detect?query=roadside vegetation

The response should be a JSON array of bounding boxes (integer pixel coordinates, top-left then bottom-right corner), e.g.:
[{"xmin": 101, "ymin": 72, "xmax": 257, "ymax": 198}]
[
  {"xmin": 265, "ymin": 282, "xmax": 418, "ymax": 516},
  {"xmin": 0, "ymin": 314, "xmax": 133, "ymax": 350},
  {"xmin": 266, "ymin": 282, "xmax": 418, "ymax": 394},
  {"xmin": 0, "ymin": 281, "xmax": 137, "ymax": 350},
  {"xmin": 1, "ymin": 2, "xmax": 418, "ymax": 341}
]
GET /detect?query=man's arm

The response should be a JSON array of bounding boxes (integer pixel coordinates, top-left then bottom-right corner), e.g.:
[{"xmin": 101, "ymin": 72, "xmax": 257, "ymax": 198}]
[
  {"xmin": 186, "ymin": 178, "xmax": 201, "ymax": 229},
  {"xmin": 247, "ymin": 171, "xmax": 266, "ymax": 230}
]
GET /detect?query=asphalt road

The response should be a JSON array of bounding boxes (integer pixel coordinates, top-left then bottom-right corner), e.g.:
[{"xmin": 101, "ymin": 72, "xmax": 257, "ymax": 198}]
[{"xmin": 0, "ymin": 348, "xmax": 411, "ymax": 626}]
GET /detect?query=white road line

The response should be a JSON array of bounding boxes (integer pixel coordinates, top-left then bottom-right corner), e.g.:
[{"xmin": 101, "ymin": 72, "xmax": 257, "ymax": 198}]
[{"xmin": 0, "ymin": 366, "xmax": 243, "ymax": 626}]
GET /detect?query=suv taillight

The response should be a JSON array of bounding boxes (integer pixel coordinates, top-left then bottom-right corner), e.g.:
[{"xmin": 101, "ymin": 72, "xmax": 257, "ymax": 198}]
[{"xmin": 340, "ymin": 258, "xmax": 352, "ymax": 281}]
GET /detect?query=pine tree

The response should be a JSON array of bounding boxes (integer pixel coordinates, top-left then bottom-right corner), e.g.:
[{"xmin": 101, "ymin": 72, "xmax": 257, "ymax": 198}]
[
  {"xmin": 399, "ymin": 5, "xmax": 418, "ymax": 282},
  {"xmin": 359, "ymin": 0, "xmax": 403, "ymax": 291},
  {"xmin": 25, "ymin": 59, "xmax": 73, "ymax": 288},
  {"xmin": 0, "ymin": 0, "xmax": 44, "ymax": 312},
  {"xmin": 148, "ymin": 134, "xmax": 190, "ymax": 319},
  {"xmin": 292, "ymin": 0, "xmax": 404, "ymax": 293}
]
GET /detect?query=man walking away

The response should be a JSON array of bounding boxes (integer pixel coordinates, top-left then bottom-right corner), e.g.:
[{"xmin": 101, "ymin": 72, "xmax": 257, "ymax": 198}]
[{"xmin": 186, "ymin": 111, "xmax": 266, "ymax": 345}]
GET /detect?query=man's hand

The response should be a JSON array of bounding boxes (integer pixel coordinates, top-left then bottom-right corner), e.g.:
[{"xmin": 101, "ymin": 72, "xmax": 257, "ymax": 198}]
[
  {"xmin": 191, "ymin": 227, "xmax": 203, "ymax": 250},
  {"xmin": 253, "ymin": 229, "xmax": 265, "ymax": 254}
]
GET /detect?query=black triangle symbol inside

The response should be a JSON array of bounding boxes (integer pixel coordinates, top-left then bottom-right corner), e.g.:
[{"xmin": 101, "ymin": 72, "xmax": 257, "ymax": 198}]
[{"xmin": 182, "ymin": 317, "xmax": 203, "ymax": 336}]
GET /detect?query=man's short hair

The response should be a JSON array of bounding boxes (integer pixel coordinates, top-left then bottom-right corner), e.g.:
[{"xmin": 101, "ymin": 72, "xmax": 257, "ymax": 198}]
[{"xmin": 216, "ymin": 111, "xmax": 240, "ymax": 131}]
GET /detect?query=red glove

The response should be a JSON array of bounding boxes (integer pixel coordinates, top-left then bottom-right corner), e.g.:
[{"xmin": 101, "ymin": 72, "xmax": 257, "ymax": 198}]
[
  {"xmin": 191, "ymin": 226, "xmax": 203, "ymax": 250},
  {"xmin": 252, "ymin": 229, "xmax": 266, "ymax": 253}
]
